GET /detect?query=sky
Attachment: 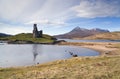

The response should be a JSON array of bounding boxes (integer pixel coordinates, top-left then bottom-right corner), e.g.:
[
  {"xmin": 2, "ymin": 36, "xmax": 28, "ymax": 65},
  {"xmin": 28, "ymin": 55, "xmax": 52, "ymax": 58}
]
[{"xmin": 0, "ymin": 0, "xmax": 120, "ymax": 35}]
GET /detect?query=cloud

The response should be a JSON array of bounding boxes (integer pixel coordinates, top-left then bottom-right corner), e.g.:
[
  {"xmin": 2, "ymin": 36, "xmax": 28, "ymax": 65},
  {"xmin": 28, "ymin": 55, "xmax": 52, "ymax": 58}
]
[
  {"xmin": 0, "ymin": 23, "xmax": 31, "ymax": 34},
  {"xmin": 0, "ymin": 0, "xmax": 34, "ymax": 21},
  {"xmin": 0, "ymin": 0, "xmax": 78, "ymax": 24},
  {"xmin": 72, "ymin": 0, "xmax": 120, "ymax": 18},
  {"xmin": 25, "ymin": 19, "xmax": 65, "ymax": 26},
  {"xmin": 0, "ymin": 0, "xmax": 80, "ymax": 34},
  {"xmin": 1, "ymin": 0, "xmax": 120, "ymax": 35},
  {"xmin": 27, "ymin": 0, "xmax": 79, "ymax": 25},
  {"xmin": 1, "ymin": 28, "xmax": 30, "ymax": 35}
]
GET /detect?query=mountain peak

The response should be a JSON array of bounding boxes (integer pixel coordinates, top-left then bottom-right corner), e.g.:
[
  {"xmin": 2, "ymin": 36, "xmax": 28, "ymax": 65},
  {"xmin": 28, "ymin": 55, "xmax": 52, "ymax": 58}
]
[
  {"xmin": 55, "ymin": 27, "xmax": 110, "ymax": 39},
  {"xmin": 72, "ymin": 26, "xmax": 87, "ymax": 31},
  {"xmin": 92, "ymin": 28, "xmax": 110, "ymax": 32},
  {"xmin": 74, "ymin": 26, "xmax": 80, "ymax": 29}
]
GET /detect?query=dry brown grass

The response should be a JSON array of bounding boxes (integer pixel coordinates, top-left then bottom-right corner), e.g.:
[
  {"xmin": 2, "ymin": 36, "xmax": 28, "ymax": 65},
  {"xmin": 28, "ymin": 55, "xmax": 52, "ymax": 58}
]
[
  {"xmin": 82, "ymin": 32, "xmax": 120, "ymax": 40},
  {"xmin": 0, "ymin": 56, "xmax": 120, "ymax": 79}
]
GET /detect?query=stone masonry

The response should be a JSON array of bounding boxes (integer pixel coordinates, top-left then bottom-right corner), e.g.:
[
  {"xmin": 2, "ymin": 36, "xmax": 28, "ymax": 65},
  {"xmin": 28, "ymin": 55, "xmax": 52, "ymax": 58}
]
[{"xmin": 33, "ymin": 24, "xmax": 42, "ymax": 38}]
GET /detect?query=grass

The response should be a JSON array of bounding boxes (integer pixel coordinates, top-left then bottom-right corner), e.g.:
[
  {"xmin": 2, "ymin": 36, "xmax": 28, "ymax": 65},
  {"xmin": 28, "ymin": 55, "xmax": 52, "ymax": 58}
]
[
  {"xmin": 81, "ymin": 32, "xmax": 120, "ymax": 40},
  {"xmin": 0, "ymin": 56, "xmax": 120, "ymax": 79},
  {"xmin": 0, "ymin": 33, "xmax": 56, "ymax": 43}
]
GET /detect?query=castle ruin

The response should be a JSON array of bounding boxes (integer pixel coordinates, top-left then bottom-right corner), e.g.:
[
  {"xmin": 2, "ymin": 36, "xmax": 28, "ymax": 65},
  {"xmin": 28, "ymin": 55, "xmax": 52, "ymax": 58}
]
[{"xmin": 33, "ymin": 24, "xmax": 42, "ymax": 38}]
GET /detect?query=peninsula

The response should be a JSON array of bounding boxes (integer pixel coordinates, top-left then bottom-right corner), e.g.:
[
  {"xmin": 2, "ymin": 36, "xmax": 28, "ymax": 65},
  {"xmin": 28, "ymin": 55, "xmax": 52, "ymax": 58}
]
[{"xmin": 0, "ymin": 24, "xmax": 56, "ymax": 44}]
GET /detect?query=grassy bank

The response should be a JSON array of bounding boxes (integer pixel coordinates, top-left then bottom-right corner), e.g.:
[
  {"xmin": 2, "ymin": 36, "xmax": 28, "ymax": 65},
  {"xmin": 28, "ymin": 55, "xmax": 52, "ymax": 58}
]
[
  {"xmin": 0, "ymin": 33, "xmax": 56, "ymax": 44},
  {"xmin": 0, "ymin": 56, "xmax": 120, "ymax": 79}
]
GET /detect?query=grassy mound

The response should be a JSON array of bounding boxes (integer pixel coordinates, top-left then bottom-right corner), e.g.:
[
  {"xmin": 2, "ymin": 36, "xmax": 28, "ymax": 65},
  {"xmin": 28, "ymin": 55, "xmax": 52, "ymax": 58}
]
[{"xmin": 0, "ymin": 33, "xmax": 56, "ymax": 43}]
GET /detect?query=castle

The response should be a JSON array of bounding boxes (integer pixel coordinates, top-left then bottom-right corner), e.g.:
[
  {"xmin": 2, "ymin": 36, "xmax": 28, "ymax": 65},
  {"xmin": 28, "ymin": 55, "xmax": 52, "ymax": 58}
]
[{"xmin": 33, "ymin": 24, "xmax": 42, "ymax": 38}]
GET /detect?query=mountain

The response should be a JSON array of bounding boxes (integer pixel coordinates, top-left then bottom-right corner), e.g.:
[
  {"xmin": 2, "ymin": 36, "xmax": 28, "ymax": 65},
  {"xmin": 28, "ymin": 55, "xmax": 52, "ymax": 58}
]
[
  {"xmin": 0, "ymin": 33, "xmax": 11, "ymax": 37},
  {"xmin": 54, "ymin": 27, "xmax": 109, "ymax": 39}
]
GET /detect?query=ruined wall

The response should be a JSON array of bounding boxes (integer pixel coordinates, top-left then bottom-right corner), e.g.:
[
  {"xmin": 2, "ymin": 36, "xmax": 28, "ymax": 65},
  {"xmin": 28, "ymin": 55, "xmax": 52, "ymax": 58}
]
[{"xmin": 33, "ymin": 24, "xmax": 42, "ymax": 38}]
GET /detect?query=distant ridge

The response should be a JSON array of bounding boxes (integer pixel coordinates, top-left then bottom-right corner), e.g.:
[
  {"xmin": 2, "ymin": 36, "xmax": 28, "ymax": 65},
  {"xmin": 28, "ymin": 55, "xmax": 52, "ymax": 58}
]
[
  {"xmin": 54, "ymin": 27, "xmax": 109, "ymax": 39},
  {"xmin": 0, "ymin": 33, "xmax": 11, "ymax": 37},
  {"xmin": 82, "ymin": 32, "xmax": 120, "ymax": 40}
]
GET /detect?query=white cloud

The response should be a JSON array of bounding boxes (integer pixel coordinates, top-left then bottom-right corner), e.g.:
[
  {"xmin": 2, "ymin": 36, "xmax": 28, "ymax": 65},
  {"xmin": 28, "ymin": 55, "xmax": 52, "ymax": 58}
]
[
  {"xmin": 1, "ymin": 28, "xmax": 30, "ymax": 35},
  {"xmin": 0, "ymin": 23, "xmax": 31, "ymax": 35},
  {"xmin": 27, "ymin": 0, "xmax": 77, "ymax": 26},
  {"xmin": 0, "ymin": 22, "xmax": 4, "ymax": 24},
  {"xmin": 0, "ymin": 0, "xmax": 78, "ymax": 24},
  {"xmin": 1, "ymin": 0, "xmax": 120, "ymax": 35},
  {"xmin": 72, "ymin": 0, "xmax": 120, "ymax": 18},
  {"xmin": 0, "ymin": 0, "xmax": 33, "ymax": 21},
  {"xmin": 25, "ymin": 19, "xmax": 65, "ymax": 26},
  {"xmin": 0, "ymin": 0, "xmax": 78, "ymax": 35}
]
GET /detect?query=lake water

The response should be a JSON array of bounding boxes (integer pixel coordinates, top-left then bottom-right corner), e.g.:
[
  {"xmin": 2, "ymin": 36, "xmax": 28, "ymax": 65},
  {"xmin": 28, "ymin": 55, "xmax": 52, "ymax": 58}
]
[
  {"xmin": 0, "ymin": 43, "xmax": 99, "ymax": 67},
  {"xmin": 58, "ymin": 39, "xmax": 120, "ymax": 43}
]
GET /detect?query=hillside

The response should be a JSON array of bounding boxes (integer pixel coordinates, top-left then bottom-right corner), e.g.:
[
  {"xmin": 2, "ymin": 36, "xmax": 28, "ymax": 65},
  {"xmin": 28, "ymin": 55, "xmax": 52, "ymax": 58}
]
[
  {"xmin": 0, "ymin": 33, "xmax": 11, "ymax": 37},
  {"xmin": 54, "ymin": 27, "xmax": 109, "ymax": 39},
  {"xmin": 0, "ymin": 33, "xmax": 56, "ymax": 44},
  {"xmin": 82, "ymin": 32, "xmax": 120, "ymax": 40}
]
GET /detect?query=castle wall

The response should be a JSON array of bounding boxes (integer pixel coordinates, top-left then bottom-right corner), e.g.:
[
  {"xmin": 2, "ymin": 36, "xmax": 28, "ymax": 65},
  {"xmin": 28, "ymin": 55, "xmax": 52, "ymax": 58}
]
[{"xmin": 33, "ymin": 24, "xmax": 42, "ymax": 38}]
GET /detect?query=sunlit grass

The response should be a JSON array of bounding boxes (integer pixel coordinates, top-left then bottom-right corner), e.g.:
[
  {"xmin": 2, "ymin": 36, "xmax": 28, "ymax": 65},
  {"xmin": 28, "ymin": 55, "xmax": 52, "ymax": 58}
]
[
  {"xmin": 0, "ymin": 56, "xmax": 120, "ymax": 79},
  {"xmin": 0, "ymin": 33, "xmax": 55, "ymax": 43}
]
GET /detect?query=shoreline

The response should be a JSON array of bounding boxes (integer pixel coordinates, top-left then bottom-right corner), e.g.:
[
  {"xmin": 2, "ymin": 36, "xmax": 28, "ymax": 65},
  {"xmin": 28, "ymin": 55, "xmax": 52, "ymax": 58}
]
[
  {"xmin": 1, "ymin": 40, "xmax": 119, "ymax": 56},
  {"xmin": 58, "ymin": 42, "xmax": 120, "ymax": 56},
  {"xmin": 0, "ymin": 40, "xmax": 64, "ymax": 44},
  {"xmin": 0, "ymin": 42, "xmax": 120, "ymax": 79},
  {"xmin": 0, "ymin": 41, "xmax": 120, "ymax": 68}
]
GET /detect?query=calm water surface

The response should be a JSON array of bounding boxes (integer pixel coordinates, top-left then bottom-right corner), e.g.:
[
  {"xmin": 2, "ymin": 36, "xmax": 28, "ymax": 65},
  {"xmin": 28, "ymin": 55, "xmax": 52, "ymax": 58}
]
[
  {"xmin": 0, "ymin": 43, "xmax": 99, "ymax": 67},
  {"xmin": 58, "ymin": 39, "xmax": 120, "ymax": 42}
]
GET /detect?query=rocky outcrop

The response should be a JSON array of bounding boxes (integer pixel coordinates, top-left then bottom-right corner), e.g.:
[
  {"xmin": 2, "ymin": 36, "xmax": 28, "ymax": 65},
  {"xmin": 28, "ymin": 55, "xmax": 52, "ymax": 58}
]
[{"xmin": 33, "ymin": 24, "xmax": 42, "ymax": 38}]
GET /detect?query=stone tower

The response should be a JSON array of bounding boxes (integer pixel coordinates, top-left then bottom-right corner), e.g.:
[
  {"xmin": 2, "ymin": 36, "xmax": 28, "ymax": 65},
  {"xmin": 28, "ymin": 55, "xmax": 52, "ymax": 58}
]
[
  {"xmin": 39, "ymin": 30, "xmax": 42, "ymax": 37},
  {"xmin": 33, "ymin": 24, "xmax": 42, "ymax": 38}
]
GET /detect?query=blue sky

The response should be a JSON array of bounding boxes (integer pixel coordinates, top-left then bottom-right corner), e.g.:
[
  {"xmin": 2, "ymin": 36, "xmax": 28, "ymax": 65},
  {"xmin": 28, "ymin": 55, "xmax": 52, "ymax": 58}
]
[{"xmin": 0, "ymin": 0, "xmax": 120, "ymax": 35}]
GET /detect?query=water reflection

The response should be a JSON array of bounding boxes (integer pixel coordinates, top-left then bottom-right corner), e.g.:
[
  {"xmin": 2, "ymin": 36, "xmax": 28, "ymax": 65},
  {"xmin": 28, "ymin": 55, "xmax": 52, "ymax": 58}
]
[
  {"xmin": 0, "ymin": 44, "xmax": 99, "ymax": 67},
  {"xmin": 58, "ymin": 39, "xmax": 120, "ymax": 42},
  {"xmin": 32, "ymin": 44, "xmax": 44, "ymax": 64},
  {"xmin": 32, "ymin": 44, "xmax": 38, "ymax": 61}
]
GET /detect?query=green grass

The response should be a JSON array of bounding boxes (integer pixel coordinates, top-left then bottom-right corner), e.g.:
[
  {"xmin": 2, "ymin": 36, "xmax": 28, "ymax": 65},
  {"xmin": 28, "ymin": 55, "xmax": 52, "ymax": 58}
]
[
  {"xmin": 0, "ymin": 33, "xmax": 56, "ymax": 43},
  {"xmin": 0, "ymin": 56, "xmax": 120, "ymax": 79}
]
